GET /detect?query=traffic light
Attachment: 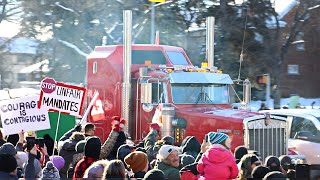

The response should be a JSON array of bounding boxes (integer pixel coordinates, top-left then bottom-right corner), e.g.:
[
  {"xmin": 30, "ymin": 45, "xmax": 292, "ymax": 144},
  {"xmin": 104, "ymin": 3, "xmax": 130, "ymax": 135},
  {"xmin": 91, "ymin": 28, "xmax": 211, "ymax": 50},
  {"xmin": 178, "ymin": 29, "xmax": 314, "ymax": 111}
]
[{"xmin": 257, "ymin": 75, "xmax": 268, "ymax": 84}]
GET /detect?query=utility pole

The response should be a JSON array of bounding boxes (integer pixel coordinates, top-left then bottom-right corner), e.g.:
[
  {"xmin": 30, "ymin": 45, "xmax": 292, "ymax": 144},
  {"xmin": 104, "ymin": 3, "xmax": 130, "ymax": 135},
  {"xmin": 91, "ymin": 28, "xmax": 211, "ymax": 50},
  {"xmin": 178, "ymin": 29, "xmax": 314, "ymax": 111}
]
[
  {"xmin": 150, "ymin": 2, "xmax": 155, "ymax": 44},
  {"xmin": 149, "ymin": 0, "xmax": 173, "ymax": 44}
]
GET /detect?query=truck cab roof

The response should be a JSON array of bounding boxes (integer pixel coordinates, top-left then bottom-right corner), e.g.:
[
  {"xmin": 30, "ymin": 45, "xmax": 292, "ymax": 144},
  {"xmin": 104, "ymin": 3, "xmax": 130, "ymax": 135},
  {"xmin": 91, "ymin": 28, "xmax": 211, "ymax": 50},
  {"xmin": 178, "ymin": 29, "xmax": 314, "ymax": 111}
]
[{"xmin": 88, "ymin": 44, "xmax": 193, "ymax": 67}]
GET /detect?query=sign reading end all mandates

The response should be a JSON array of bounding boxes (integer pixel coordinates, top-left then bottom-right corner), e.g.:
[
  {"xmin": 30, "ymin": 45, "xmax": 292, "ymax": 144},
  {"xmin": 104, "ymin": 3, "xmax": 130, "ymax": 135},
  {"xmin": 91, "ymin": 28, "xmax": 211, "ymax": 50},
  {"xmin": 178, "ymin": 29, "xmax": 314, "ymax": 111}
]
[{"xmin": 38, "ymin": 77, "xmax": 86, "ymax": 116}]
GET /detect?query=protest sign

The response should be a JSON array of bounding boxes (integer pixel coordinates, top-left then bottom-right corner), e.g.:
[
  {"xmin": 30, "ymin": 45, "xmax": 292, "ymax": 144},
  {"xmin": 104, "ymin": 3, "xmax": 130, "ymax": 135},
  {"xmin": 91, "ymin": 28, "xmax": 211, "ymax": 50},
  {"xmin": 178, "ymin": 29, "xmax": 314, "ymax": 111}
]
[
  {"xmin": 38, "ymin": 78, "xmax": 86, "ymax": 116},
  {"xmin": 0, "ymin": 95, "xmax": 50, "ymax": 135}
]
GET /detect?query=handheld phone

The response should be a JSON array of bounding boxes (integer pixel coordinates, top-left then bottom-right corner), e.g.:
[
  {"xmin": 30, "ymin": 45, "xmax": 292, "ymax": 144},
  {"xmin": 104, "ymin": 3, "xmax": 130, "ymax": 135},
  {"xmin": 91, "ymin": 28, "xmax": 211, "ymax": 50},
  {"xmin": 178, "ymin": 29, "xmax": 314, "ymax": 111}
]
[
  {"xmin": 36, "ymin": 138, "xmax": 45, "ymax": 148},
  {"xmin": 26, "ymin": 137, "xmax": 36, "ymax": 151}
]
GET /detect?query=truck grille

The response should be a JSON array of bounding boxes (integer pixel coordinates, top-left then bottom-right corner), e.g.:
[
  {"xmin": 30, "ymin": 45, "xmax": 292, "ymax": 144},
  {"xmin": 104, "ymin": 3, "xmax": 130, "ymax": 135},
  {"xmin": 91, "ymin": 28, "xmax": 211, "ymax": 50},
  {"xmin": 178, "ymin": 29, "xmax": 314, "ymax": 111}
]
[{"xmin": 245, "ymin": 118, "xmax": 288, "ymax": 162}]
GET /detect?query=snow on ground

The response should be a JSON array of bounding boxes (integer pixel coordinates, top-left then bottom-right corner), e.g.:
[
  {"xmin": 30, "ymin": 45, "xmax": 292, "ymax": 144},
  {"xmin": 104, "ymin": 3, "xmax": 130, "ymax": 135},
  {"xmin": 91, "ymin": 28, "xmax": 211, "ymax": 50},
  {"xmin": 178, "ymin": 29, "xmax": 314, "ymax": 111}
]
[{"xmin": 250, "ymin": 97, "xmax": 320, "ymax": 111}]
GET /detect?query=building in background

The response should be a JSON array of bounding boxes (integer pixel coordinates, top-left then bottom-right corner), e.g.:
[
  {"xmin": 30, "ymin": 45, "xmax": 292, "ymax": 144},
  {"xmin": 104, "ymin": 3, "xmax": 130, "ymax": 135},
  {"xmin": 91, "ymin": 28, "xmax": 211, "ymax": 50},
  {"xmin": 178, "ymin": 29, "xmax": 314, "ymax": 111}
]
[
  {"xmin": 278, "ymin": 1, "xmax": 320, "ymax": 97},
  {"xmin": 0, "ymin": 37, "xmax": 48, "ymax": 89}
]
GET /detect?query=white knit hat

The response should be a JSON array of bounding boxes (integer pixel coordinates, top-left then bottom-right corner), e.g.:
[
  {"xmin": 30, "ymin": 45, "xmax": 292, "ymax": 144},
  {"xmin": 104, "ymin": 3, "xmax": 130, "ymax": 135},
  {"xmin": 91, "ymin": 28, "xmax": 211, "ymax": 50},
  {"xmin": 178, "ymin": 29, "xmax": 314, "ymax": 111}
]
[{"xmin": 157, "ymin": 145, "xmax": 177, "ymax": 160}]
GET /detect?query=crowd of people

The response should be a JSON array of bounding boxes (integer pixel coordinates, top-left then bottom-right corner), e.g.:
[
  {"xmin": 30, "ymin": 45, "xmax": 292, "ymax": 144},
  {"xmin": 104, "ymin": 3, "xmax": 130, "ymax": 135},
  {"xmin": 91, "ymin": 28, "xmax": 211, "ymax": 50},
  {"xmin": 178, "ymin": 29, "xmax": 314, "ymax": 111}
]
[{"xmin": 0, "ymin": 116, "xmax": 298, "ymax": 179}]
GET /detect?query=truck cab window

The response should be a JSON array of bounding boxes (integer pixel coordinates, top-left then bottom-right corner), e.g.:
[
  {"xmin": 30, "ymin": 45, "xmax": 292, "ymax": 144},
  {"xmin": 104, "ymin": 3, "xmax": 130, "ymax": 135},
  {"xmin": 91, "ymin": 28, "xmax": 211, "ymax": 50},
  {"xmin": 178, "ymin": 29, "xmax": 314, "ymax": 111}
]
[
  {"xmin": 171, "ymin": 83, "xmax": 229, "ymax": 104},
  {"xmin": 151, "ymin": 82, "xmax": 164, "ymax": 104},
  {"xmin": 290, "ymin": 117, "xmax": 320, "ymax": 142},
  {"xmin": 166, "ymin": 51, "xmax": 189, "ymax": 65},
  {"xmin": 132, "ymin": 50, "xmax": 166, "ymax": 64}
]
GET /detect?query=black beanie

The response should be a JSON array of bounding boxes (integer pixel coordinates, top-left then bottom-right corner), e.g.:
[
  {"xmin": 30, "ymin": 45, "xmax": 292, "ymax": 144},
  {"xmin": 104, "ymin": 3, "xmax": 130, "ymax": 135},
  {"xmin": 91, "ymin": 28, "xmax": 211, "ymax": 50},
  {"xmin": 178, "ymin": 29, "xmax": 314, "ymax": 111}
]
[
  {"xmin": 84, "ymin": 136, "xmax": 101, "ymax": 159},
  {"xmin": 143, "ymin": 169, "xmax": 166, "ymax": 180},
  {"xmin": 251, "ymin": 165, "xmax": 270, "ymax": 178},
  {"xmin": 234, "ymin": 146, "xmax": 248, "ymax": 163},
  {"xmin": 279, "ymin": 155, "xmax": 291, "ymax": 165},
  {"xmin": 0, "ymin": 154, "xmax": 17, "ymax": 173},
  {"xmin": 117, "ymin": 144, "xmax": 135, "ymax": 162},
  {"xmin": 265, "ymin": 156, "xmax": 281, "ymax": 172}
]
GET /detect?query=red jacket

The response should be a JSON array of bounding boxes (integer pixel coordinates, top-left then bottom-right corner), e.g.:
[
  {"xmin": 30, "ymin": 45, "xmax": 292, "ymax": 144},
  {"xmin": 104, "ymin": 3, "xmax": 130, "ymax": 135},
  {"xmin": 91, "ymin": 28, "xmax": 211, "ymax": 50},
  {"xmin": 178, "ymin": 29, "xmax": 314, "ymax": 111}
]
[{"xmin": 197, "ymin": 144, "xmax": 239, "ymax": 180}]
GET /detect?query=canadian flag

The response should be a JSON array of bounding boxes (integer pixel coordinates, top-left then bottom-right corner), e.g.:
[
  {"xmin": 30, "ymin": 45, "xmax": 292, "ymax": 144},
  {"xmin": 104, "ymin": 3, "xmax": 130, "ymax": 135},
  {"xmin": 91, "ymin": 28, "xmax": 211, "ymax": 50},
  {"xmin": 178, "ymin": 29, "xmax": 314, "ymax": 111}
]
[
  {"xmin": 152, "ymin": 103, "xmax": 163, "ymax": 124},
  {"xmin": 90, "ymin": 92, "xmax": 106, "ymax": 121}
]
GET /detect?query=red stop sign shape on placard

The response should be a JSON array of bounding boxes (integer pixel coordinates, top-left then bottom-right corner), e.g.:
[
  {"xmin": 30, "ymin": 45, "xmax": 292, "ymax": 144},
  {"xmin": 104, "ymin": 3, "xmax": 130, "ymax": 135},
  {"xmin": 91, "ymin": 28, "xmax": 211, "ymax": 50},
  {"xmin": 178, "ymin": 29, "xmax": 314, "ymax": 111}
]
[{"xmin": 41, "ymin": 77, "xmax": 57, "ymax": 94}]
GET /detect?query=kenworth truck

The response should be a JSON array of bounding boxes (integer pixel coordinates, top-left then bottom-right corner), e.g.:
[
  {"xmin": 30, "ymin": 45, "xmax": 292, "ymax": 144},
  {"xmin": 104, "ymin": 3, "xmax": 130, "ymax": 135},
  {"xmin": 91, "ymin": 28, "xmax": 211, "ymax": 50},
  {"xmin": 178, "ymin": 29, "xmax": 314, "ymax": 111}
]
[{"xmin": 85, "ymin": 11, "xmax": 288, "ymax": 161}]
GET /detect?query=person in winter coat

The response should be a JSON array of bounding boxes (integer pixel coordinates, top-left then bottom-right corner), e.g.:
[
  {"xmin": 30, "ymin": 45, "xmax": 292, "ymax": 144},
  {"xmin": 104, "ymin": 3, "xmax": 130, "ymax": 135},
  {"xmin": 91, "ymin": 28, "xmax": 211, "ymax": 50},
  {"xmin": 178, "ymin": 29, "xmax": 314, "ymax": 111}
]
[
  {"xmin": 83, "ymin": 160, "xmax": 109, "ymax": 179},
  {"xmin": 251, "ymin": 165, "xmax": 270, "ymax": 179},
  {"xmin": 42, "ymin": 161, "xmax": 60, "ymax": 179},
  {"xmin": 197, "ymin": 132, "xmax": 238, "ymax": 180},
  {"xmin": 143, "ymin": 169, "xmax": 166, "ymax": 180},
  {"xmin": 144, "ymin": 123, "xmax": 162, "ymax": 162},
  {"xmin": 100, "ymin": 116, "xmax": 126, "ymax": 160},
  {"xmin": 154, "ymin": 145, "xmax": 180, "ymax": 180},
  {"xmin": 58, "ymin": 132, "xmax": 85, "ymax": 178},
  {"xmin": 180, "ymin": 136, "xmax": 201, "ymax": 159},
  {"xmin": 279, "ymin": 155, "xmax": 292, "ymax": 174},
  {"xmin": 264, "ymin": 156, "xmax": 282, "ymax": 172},
  {"xmin": 234, "ymin": 146, "xmax": 248, "ymax": 164},
  {"xmin": 106, "ymin": 131, "xmax": 126, "ymax": 160},
  {"xmin": 72, "ymin": 116, "xmax": 126, "ymax": 179},
  {"xmin": 105, "ymin": 159, "xmax": 126, "ymax": 179},
  {"xmin": 73, "ymin": 136, "xmax": 101, "ymax": 179},
  {"xmin": 238, "ymin": 153, "xmax": 262, "ymax": 180},
  {"xmin": 24, "ymin": 145, "xmax": 43, "ymax": 178},
  {"xmin": 0, "ymin": 154, "xmax": 18, "ymax": 180}
]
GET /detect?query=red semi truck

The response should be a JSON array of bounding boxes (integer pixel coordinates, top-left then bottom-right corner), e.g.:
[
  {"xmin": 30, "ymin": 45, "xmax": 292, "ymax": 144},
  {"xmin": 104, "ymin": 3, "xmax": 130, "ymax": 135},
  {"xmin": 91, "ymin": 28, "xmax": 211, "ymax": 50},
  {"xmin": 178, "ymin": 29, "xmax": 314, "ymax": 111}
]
[
  {"xmin": 86, "ymin": 44, "xmax": 289, "ymax": 159},
  {"xmin": 85, "ymin": 11, "xmax": 288, "ymax": 161}
]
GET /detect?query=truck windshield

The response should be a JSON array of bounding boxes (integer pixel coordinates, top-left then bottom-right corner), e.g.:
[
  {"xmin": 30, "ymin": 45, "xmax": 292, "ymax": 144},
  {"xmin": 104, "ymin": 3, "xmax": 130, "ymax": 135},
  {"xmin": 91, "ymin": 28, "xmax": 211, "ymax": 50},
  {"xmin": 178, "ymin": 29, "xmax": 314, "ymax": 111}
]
[
  {"xmin": 171, "ymin": 83, "xmax": 229, "ymax": 104},
  {"xmin": 166, "ymin": 51, "xmax": 189, "ymax": 65}
]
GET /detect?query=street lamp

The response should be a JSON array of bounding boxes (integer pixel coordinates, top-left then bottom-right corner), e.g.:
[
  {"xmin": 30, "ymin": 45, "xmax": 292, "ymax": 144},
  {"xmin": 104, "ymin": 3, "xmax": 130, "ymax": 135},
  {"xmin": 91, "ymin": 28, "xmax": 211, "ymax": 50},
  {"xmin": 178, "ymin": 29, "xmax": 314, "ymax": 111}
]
[{"xmin": 149, "ymin": 0, "xmax": 173, "ymax": 44}]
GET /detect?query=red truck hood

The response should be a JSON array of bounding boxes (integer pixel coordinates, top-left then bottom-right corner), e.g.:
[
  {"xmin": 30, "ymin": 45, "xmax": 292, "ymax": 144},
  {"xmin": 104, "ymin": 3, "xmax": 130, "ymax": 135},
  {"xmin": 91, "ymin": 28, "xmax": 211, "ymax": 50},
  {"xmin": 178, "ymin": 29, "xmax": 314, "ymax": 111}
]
[
  {"xmin": 173, "ymin": 104, "xmax": 261, "ymax": 151},
  {"xmin": 175, "ymin": 104, "xmax": 259, "ymax": 120}
]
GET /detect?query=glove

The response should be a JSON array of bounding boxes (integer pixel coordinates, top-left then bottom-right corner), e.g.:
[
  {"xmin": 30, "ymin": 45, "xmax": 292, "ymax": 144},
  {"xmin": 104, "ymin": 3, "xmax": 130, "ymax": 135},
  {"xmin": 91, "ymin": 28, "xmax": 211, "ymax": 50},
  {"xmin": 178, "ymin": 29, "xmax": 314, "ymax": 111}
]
[{"xmin": 112, "ymin": 117, "xmax": 126, "ymax": 132}]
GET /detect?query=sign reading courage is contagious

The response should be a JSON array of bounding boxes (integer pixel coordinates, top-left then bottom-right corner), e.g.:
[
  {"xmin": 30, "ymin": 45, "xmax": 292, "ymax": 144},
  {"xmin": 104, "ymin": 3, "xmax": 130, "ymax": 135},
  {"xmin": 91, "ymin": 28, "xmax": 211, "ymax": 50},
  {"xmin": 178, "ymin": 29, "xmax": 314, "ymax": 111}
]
[
  {"xmin": 38, "ymin": 77, "xmax": 86, "ymax": 116},
  {"xmin": 0, "ymin": 95, "xmax": 50, "ymax": 135}
]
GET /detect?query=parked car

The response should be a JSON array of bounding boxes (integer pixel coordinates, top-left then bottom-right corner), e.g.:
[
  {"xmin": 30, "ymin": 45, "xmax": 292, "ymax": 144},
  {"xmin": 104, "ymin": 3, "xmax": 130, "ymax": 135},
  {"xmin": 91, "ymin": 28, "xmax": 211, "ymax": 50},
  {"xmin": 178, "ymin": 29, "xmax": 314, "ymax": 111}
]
[{"xmin": 260, "ymin": 109, "xmax": 320, "ymax": 164}]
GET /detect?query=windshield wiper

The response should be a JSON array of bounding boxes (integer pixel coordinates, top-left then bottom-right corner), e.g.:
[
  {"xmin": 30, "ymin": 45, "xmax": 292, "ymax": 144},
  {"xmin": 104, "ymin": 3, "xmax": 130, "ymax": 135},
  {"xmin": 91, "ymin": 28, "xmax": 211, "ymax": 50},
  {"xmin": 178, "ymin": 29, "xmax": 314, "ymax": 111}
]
[{"xmin": 195, "ymin": 92, "xmax": 213, "ymax": 104}]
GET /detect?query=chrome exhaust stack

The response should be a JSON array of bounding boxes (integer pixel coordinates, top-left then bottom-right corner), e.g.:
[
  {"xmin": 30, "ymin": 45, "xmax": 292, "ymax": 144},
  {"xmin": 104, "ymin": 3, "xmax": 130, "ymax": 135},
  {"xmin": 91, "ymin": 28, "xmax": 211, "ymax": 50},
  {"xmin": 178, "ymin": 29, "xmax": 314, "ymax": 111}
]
[
  {"xmin": 122, "ymin": 10, "xmax": 132, "ymax": 134},
  {"xmin": 206, "ymin": 17, "xmax": 215, "ymax": 68}
]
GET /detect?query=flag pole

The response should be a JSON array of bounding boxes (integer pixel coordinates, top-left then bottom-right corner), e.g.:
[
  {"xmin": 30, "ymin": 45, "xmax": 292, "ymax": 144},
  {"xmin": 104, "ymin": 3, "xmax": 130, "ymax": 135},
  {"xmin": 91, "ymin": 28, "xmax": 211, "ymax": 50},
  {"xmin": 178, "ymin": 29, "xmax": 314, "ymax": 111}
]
[{"xmin": 79, "ymin": 91, "xmax": 99, "ymax": 125}]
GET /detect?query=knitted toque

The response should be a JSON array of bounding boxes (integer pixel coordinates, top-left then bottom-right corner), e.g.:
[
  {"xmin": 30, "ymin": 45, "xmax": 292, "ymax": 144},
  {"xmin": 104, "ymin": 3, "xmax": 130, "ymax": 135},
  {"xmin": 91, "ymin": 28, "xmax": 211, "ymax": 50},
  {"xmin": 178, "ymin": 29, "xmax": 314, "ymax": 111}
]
[
  {"xmin": 207, "ymin": 132, "xmax": 229, "ymax": 145},
  {"xmin": 124, "ymin": 151, "xmax": 148, "ymax": 173}
]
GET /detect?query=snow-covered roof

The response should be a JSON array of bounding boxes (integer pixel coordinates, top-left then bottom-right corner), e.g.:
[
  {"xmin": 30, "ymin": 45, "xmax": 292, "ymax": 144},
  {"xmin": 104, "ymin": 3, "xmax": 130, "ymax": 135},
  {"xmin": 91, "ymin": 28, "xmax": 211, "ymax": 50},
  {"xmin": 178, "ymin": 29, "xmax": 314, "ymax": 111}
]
[
  {"xmin": 275, "ymin": 0, "xmax": 298, "ymax": 19},
  {"xmin": 19, "ymin": 59, "xmax": 50, "ymax": 73}
]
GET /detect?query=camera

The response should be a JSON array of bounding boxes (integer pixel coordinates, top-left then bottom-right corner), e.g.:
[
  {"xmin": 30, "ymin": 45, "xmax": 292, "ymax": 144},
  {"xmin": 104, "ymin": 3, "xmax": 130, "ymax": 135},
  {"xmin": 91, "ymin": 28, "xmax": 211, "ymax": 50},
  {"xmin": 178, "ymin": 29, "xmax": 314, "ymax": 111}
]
[{"xmin": 26, "ymin": 137, "xmax": 45, "ymax": 151}]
